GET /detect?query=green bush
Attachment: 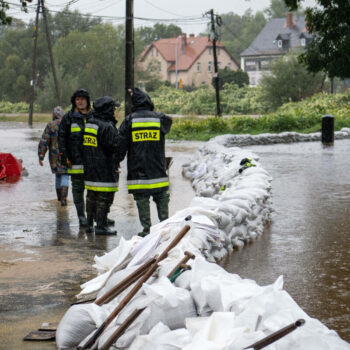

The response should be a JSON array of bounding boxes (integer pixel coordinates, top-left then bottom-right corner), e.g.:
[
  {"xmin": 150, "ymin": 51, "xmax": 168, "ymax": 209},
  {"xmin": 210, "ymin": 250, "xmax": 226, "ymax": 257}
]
[
  {"xmin": 150, "ymin": 84, "xmax": 268, "ymax": 115},
  {"xmin": 167, "ymin": 92, "xmax": 350, "ymax": 140},
  {"xmin": 0, "ymin": 101, "xmax": 39, "ymax": 113}
]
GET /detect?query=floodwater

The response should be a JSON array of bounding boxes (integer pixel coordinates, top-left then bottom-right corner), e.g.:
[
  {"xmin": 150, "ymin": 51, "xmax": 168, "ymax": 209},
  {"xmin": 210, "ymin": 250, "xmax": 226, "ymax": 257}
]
[
  {"xmin": 0, "ymin": 123, "xmax": 349, "ymax": 349},
  {"xmin": 222, "ymin": 140, "xmax": 350, "ymax": 342},
  {"xmin": 0, "ymin": 123, "xmax": 199, "ymax": 350}
]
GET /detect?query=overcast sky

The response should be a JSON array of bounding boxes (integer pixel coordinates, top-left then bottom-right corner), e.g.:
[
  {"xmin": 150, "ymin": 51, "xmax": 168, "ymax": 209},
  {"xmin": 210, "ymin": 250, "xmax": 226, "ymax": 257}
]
[{"xmin": 8, "ymin": 0, "xmax": 317, "ymax": 34}]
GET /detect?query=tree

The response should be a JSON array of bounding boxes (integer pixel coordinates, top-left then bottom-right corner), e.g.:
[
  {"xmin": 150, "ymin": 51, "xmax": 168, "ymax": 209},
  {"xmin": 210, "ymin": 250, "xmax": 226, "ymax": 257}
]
[
  {"xmin": 260, "ymin": 53, "xmax": 325, "ymax": 109},
  {"xmin": 52, "ymin": 24, "xmax": 125, "ymax": 104},
  {"xmin": 136, "ymin": 23, "xmax": 182, "ymax": 47},
  {"xmin": 283, "ymin": 0, "xmax": 350, "ymax": 79},
  {"xmin": 264, "ymin": 0, "xmax": 305, "ymax": 19},
  {"xmin": 0, "ymin": 0, "xmax": 30, "ymax": 25},
  {"xmin": 219, "ymin": 10, "xmax": 266, "ymax": 59},
  {"xmin": 0, "ymin": 9, "xmax": 105, "ymax": 103},
  {"xmin": 212, "ymin": 68, "xmax": 249, "ymax": 89}
]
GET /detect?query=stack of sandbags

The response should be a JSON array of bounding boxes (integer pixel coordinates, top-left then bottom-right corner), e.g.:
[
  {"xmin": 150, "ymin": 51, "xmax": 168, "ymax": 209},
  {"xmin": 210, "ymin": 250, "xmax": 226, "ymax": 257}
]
[{"xmin": 211, "ymin": 127, "xmax": 350, "ymax": 147}]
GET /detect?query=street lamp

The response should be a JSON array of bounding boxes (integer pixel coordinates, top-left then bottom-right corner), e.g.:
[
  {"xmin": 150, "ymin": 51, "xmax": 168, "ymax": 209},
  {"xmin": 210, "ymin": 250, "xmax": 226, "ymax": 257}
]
[{"xmin": 175, "ymin": 35, "xmax": 181, "ymax": 89}]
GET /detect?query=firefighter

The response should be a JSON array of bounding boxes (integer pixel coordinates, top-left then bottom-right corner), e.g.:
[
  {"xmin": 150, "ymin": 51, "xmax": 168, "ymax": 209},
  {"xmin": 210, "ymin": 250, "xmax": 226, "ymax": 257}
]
[
  {"xmin": 38, "ymin": 106, "xmax": 69, "ymax": 206},
  {"xmin": 117, "ymin": 88, "xmax": 172, "ymax": 237},
  {"xmin": 58, "ymin": 89, "xmax": 92, "ymax": 226},
  {"xmin": 83, "ymin": 96, "xmax": 120, "ymax": 235}
]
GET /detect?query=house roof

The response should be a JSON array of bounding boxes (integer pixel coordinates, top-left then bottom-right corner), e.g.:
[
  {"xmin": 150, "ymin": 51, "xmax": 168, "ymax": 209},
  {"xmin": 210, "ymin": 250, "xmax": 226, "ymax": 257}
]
[
  {"xmin": 241, "ymin": 16, "xmax": 313, "ymax": 57},
  {"xmin": 139, "ymin": 35, "xmax": 240, "ymax": 71}
]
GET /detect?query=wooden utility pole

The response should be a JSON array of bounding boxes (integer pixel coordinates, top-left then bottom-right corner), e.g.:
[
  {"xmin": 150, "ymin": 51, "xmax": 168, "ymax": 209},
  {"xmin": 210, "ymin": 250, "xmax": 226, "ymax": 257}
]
[
  {"xmin": 125, "ymin": 0, "xmax": 134, "ymax": 116},
  {"xmin": 210, "ymin": 9, "xmax": 221, "ymax": 117},
  {"xmin": 29, "ymin": 0, "xmax": 40, "ymax": 126},
  {"xmin": 41, "ymin": 0, "xmax": 61, "ymax": 105}
]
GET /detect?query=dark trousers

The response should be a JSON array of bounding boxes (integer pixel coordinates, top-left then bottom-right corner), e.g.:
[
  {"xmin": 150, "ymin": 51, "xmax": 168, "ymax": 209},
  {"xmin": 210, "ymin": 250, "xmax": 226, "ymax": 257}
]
[
  {"xmin": 71, "ymin": 174, "xmax": 85, "ymax": 217},
  {"xmin": 86, "ymin": 190, "xmax": 115, "ymax": 227},
  {"xmin": 133, "ymin": 191, "xmax": 170, "ymax": 233}
]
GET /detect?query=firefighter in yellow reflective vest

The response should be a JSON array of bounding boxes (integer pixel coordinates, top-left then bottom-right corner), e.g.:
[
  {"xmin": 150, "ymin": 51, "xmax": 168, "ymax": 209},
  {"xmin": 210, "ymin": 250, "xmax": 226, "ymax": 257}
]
[
  {"xmin": 59, "ymin": 89, "xmax": 92, "ymax": 227},
  {"xmin": 83, "ymin": 96, "xmax": 120, "ymax": 235},
  {"xmin": 117, "ymin": 88, "xmax": 172, "ymax": 237}
]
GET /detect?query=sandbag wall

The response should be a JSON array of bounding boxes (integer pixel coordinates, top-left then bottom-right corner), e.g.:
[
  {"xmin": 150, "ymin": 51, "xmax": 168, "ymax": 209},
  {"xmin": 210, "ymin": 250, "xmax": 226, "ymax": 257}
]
[{"xmin": 55, "ymin": 140, "xmax": 349, "ymax": 350}]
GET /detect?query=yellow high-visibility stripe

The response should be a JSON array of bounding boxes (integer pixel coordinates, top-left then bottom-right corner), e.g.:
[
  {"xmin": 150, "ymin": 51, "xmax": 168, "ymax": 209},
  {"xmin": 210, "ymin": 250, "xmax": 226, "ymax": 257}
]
[
  {"xmin": 85, "ymin": 127, "xmax": 98, "ymax": 135},
  {"xmin": 71, "ymin": 127, "xmax": 81, "ymax": 132},
  {"xmin": 85, "ymin": 185, "xmax": 119, "ymax": 192},
  {"xmin": 68, "ymin": 169, "xmax": 84, "ymax": 174},
  {"xmin": 132, "ymin": 122, "xmax": 160, "ymax": 128},
  {"xmin": 128, "ymin": 181, "xmax": 169, "ymax": 190}
]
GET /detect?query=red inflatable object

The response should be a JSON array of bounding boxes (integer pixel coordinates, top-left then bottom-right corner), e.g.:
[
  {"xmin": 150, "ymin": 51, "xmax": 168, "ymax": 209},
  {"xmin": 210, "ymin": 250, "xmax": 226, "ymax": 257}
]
[{"xmin": 0, "ymin": 153, "xmax": 23, "ymax": 180}]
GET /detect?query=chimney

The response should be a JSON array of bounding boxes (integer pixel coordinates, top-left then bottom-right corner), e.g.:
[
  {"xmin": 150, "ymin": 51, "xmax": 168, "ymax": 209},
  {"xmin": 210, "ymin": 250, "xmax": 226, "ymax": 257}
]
[
  {"xmin": 181, "ymin": 33, "xmax": 187, "ymax": 54},
  {"xmin": 286, "ymin": 12, "xmax": 294, "ymax": 28}
]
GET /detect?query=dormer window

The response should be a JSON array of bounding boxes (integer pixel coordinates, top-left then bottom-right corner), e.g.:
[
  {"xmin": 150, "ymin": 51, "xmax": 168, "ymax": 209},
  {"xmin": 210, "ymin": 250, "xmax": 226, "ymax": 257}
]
[
  {"xmin": 301, "ymin": 38, "xmax": 306, "ymax": 47},
  {"xmin": 277, "ymin": 40, "xmax": 283, "ymax": 48}
]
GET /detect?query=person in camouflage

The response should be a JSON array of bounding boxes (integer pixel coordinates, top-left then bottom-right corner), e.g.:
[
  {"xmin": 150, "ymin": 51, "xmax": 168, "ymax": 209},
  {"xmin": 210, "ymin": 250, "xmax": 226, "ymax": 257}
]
[{"xmin": 38, "ymin": 106, "xmax": 69, "ymax": 206}]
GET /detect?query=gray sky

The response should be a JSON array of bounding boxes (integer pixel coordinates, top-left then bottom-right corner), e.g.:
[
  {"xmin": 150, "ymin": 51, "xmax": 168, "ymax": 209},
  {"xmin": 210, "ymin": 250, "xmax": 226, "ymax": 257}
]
[{"xmin": 8, "ymin": 0, "xmax": 317, "ymax": 34}]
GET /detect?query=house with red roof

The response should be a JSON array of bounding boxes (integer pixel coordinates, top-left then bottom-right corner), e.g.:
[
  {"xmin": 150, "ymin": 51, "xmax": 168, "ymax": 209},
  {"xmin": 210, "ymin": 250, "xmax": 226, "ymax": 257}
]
[{"xmin": 138, "ymin": 33, "xmax": 240, "ymax": 88}]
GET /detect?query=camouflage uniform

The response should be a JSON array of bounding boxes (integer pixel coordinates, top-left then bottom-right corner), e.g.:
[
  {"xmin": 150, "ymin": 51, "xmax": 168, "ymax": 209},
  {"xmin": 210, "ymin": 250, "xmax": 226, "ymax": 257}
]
[{"xmin": 38, "ymin": 106, "xmax": 69, "ymax": 205}]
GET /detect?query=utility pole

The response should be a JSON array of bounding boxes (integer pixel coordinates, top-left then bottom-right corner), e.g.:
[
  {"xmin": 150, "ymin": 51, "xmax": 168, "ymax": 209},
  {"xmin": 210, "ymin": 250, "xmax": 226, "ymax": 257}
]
[
  {"xmin": 209, "ymin": 9, "xmax": 221, "ymax": 117},
  {"xmin": 41, "ymin": 0, "xmax": 61, "ymax": 105},
  {"xmin": 29, "ymin": 0, "xmax": 40, "ymax": 126},
  {"xmin": 125, "ymin": 0, "xmax": 134, "ymax": 116}
]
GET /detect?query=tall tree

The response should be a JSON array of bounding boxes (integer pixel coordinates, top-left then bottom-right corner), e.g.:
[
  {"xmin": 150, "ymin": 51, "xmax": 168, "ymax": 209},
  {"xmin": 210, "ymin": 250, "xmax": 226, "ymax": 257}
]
[
  {"xmin": 219, "ymin": 9, "xmax": 266, "ymax": 58},
  {"xmin": 265, "ymin": 0, "xmax": 290, "ymax": 19},
  {"xmin": 284, "ymin": 0, "xmax": 350, "ymax": 79},
  {"xmin": 260, "ymin": 53, "xmax": 325, "ymax": 109},
  {"xmin": 0, "ymin": 0, "xmax": 30, "ymax": 25},
  {"xmin": 136, "ymin": 23, "xmax": 182, "ymax": 47}
]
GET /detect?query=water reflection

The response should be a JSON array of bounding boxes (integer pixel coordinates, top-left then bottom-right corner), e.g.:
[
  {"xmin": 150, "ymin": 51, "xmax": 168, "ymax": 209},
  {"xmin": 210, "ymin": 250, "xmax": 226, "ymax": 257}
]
[{"xmin": 222, "ymin": 140, "xmax": 350, "ymax": 341}]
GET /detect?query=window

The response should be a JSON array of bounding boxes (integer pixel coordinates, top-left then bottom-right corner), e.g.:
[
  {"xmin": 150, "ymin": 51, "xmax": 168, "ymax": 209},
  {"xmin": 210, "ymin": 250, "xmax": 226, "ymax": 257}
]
[
  {"xmin": 158, "ymin": 62, "xmax": 161, "ymax": 73},
  {"xmin": 301, "ymin": 38, "xmax": 306, "ymax": 47},
  {"xmin": 151, "ymin": 48, "xmax": 153, "ymax": 56},
  {"xmin": 227, "ymin": 62, "xmax": 232, "ymax": 69},
  {"xmin": 196, "ymin": 62, "xmax": 201, "ymax": 72},
  {"xmin": 208, "ymin": 61, "xmax": 212, "ymax": 72},
  {"xmin": 218, "ymin": 62, "xmax": 221, "ymax": 69},
  {"xmin": 156, "ymin": 49, "xmax": 158, "ymax": 56},
  {"xmin": 277, "ymin": 40, "xmax": 283, "ymax": 48},
  {"xmin": 209, "ymin": 47, "xmax": 212, "ymax": 55}
]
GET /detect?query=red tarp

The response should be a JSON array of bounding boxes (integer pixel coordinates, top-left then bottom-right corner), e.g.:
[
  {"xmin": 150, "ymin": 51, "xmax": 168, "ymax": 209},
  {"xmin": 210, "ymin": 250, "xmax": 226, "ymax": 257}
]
[{"xmin": 0, "ymin": 153, "xmax": 22, "ymax": 180}]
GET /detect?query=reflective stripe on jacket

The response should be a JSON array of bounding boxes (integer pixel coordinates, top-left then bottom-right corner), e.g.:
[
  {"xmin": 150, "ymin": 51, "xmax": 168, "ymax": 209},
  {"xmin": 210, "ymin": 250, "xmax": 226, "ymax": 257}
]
[
  {"xmin": 58, "ymin": 110, "xmax": 92, "ymax": 174},
  {"xmin": 83, "ymin": 119, "xmax": 119, "ymax": 193},
  {"xmin": 117, "ymin": 109, "xmax": 172, "ymax": 194}
]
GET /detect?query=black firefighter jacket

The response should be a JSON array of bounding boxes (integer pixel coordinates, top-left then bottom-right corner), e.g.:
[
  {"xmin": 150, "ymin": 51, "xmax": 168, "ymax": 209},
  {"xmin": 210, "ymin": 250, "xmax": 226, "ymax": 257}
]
[
  {"xmin": 117, "ymin": 92, "xmax": 172, "ymax": 194},
  {"xmin": 58, "ymin": 109, "xmax": 92, "ymax": 175},
  {"xmin": 83, "ymin": 100, "xmax": 119, "ymax": 193}
]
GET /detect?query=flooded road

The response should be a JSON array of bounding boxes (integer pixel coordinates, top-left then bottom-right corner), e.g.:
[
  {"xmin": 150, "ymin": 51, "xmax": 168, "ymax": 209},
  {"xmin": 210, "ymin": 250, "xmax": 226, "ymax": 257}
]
[
  {"xmin": 0, "ymin": 123, "xmax": 349, "ymax": 348},
  {"xmin": 0, "ymin": 123, "xmax": 199, "ymax": 349}
]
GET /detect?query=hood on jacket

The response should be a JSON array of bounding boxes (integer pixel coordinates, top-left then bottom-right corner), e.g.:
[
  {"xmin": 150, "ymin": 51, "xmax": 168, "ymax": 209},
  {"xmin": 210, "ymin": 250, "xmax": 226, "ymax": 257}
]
[
  {"xmin": 71, "ymin": 88, "xmax": 91, "ymax": 110},
  {"xmin": 52, "ymin": 106, "xmax": 64, "ymax": 120},
  {"xmin": 93, "ymin": 96, "xmax": 120, "ymax": 123},
  {"xmin": 129, "ymin": 88, "xmax": 154, "ymax": 112}
]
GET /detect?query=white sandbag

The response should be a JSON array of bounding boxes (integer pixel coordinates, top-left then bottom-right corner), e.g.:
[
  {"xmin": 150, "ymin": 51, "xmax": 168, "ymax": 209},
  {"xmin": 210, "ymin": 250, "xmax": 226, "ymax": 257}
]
[
  {"xmin": 56, "ymin": 303, "xmax": 108, "ymax": 350},
  {"xmin": 128, "ymin": 322, "xmax": 191, "ymax": 350}
]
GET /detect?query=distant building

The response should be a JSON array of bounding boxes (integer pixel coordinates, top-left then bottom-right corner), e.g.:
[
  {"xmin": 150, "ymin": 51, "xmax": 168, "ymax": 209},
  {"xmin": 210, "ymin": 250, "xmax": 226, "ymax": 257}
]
[
  {"xmin": 138, "ymin": 33, "xmax": 240, "ymax": 88},
  {"xmin": 241, "ymin": 13, "xmax": 313, "ymax": 87}
]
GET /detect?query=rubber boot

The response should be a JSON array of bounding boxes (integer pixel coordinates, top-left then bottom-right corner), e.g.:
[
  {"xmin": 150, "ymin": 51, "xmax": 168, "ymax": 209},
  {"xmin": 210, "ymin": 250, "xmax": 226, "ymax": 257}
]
[
  {"xmin": 95, "ymin": 209, "xmax": 117, "ymax": 235},
  {"xmin": 60, "ymin": 186, "xmax": 68, "ymax": 207},
  {"xmin": 135, "ymin": 195, "xmax": 151, "ymax": 237},
  {"xmin": 86, "ymin": 193, "xmax": 96, "ymax": 233},
  {"xmin": 154, "ymin": 191, "xmax": 170, "ymax": 222},
  {"xmin": 107, "ymin": 217, "xmax": 115, "ymax": 226},
  {"xmin": 75, "ymin": 202, "xmax": 88, "ymax": 227},
  {"xmin": 56, "ymin": 188, "xmax": 61, "ymax": 201}
]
